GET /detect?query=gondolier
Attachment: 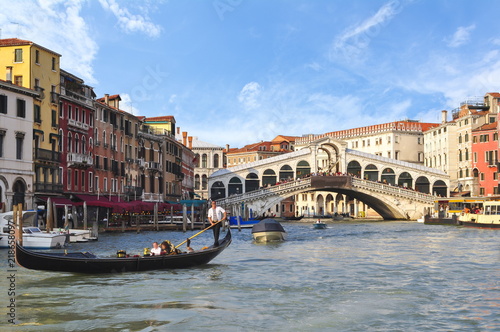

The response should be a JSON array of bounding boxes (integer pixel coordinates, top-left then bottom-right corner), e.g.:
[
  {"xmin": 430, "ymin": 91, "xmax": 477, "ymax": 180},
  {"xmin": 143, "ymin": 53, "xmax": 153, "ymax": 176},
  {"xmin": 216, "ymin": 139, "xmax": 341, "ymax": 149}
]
[{"xmin": 207, "ymin": 201, "xmax": 226, "ymax": 246}]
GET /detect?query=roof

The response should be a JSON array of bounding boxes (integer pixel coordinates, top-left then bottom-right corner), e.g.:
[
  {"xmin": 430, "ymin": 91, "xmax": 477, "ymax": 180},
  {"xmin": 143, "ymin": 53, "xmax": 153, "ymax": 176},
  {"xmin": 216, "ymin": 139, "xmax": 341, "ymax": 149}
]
[
  {"xmin": 473, "ymin": 121, "xmax": 497, "ymax": 132},
  {"xmin": 143, "ymin": 115, "xmax": 176, "ymax": 123},
  {"xmin": 0, "ymin": 38, "xmax": 61, "ymax": 56},
  {"xmin": 191, "ymin": 138, "xmax": 224, "ymax": 149},
  {"xmin": 96, "ymin": 94, "xmax": 121, "ymax": 102}
]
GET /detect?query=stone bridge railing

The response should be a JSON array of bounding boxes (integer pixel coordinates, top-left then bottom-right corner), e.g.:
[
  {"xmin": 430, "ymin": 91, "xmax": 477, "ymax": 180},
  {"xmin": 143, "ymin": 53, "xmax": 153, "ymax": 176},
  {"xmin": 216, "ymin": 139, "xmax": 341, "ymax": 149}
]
[
  {"xmin": 218, "ymin": 175, "xmax": 437, "ymax": 207},
  {"xmin": 350, "ymin": 177, "xmax": 436, "ymax": 204}
]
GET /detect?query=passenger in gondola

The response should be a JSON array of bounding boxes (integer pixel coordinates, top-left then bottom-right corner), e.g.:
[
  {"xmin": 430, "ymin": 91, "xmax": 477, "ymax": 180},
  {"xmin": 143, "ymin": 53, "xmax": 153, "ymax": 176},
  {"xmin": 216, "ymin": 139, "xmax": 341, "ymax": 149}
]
[{"xmin": 150, "ymin": 242, "xmax": 161, "ymax": 256}]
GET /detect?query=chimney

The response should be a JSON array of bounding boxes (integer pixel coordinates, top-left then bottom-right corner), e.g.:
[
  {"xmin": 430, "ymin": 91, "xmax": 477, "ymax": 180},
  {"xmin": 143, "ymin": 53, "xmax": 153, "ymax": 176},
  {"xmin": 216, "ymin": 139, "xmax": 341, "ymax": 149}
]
[
  {"xmin": 177, "ymin": 127, "xmax": 180, "ymax": 135},
  {"xmin": 6, "ymin": 66, "xmax": 12, "ymax": 83},
  {"xmin": 441, "ymin": 110, "xmax": 448, "ymax": 123},
  {"xmin": 115, "ymin": 97, "xmax": 119, "ymax": 110},
  {"xmin": 225, "ymin": 144, "xmax": 229, "ymax": 152},
  {"xmin": 104, "ymin": 94, "xmax": 109, "ymax": 105},
  {"xmin": 188, "ymin": 136, "xmax": 193, "ymax": 150},
  {"xmin": 182, "ymin": 131, "xmax": 187, "ymax": 146}
]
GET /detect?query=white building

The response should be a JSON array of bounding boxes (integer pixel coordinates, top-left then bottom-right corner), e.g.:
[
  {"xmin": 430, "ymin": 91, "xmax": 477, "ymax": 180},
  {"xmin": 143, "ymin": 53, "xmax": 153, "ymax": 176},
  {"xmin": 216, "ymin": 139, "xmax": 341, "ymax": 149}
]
[
  {"xmin": 0, "ymin": 80, "xmax": 37, "ymax": 211},
  {"xmin": 190, "ymin": 137, "xmax": 226, "ymax": 200},
  {"xmin": 424, "ymin": 110, "xmax": 458, "ymax": 191}
]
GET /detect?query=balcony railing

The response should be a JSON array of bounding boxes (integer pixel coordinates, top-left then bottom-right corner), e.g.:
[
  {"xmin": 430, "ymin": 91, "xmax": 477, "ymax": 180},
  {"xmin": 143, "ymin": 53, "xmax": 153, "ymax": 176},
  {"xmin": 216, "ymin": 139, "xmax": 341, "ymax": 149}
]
[
  {"xmin": 137, "ymin": 158, "xmax": 146, "ymax": 168},
  {"xmin": 67, "ymin": 152, "xmax": 93, "ymax": 167},
  {"xmin": 34, "ymin": 148, "xmax": 60, "ymax": 163},
  {"xmin": 146, "ymin": 161, "xmax": 162, "ymax": 171},
  {"xmin": 68, "ymin": 119, "xmax": 89, "ymax": 130},
  {"xmin": 34, "ymin": 182, "xmax": 63, "ymax": 193}
]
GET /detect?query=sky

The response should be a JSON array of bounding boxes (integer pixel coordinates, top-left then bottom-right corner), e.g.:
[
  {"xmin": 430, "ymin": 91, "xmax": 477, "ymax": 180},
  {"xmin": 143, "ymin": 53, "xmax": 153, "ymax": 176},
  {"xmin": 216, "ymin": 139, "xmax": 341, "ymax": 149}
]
[{"xmin": 2, "ymin": 0, "xmax": 500, "ymax": 148}]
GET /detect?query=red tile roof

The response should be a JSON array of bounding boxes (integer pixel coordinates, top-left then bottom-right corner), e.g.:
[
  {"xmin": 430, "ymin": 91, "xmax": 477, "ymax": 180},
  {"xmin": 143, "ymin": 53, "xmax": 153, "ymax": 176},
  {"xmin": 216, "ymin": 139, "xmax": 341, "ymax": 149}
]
[
  {"xmin": 473, "ymin": 121, "xmax": 497, "ymax": 132},
  {"xmin": 0, "ymin": 38, "xmax": 61, "ymax": 56}
]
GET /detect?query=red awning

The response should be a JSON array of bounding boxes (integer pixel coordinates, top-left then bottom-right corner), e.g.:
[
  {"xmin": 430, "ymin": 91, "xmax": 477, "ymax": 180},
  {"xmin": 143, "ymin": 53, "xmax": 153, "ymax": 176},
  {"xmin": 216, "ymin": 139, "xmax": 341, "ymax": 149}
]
[{"xmin": 37, "ymin": 196, "xmax": 83, "ymax": 207}]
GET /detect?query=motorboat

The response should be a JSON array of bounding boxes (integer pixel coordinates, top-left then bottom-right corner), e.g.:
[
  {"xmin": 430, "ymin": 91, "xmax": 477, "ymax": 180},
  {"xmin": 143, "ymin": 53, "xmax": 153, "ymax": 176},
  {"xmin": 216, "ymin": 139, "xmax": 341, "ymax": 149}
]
[
  {"xmin": 15, "ymin": 228, "xmax": 232, "ymax": 274},
  {"xmin": 252, "ymin": 218, "xmax": 286, "ymax": 242},
  {"xmin": 0, "ymin": 211, "xmax": 68, "ymax": 249},
  {"xmin": 313, "ymin": 220, "xmax": 327, "ymax": 229},
  {"xmin": 458, "ymin": 201, "xmax": 500, "ymax": 229}
]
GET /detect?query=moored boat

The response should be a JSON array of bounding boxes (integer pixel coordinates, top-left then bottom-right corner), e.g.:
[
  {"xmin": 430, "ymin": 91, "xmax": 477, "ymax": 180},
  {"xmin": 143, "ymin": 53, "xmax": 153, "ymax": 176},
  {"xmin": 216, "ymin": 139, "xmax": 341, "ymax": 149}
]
[
  {"xmin": 458, "ymin": 201, "xmax": 500, "ymax": 229},
  {"xmin": 15, "ymin": 228, "xmax": 232, "ymax": 273},
  {"xmin": 252, "ymin": 219, "xmax": 286, "ymax": 242},
  {"xmin": 228, "ymin": 216, "xmax": 260, "ymax": 229},
  {"xmin": 0, "ymin": 211, "xmax": 68, "ymax": 249}
]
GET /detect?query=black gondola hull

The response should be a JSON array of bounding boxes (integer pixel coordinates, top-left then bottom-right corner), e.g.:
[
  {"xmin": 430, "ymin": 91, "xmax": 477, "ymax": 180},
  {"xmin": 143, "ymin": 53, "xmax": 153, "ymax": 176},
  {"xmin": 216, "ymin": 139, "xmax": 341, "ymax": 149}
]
[{"xmin": 16, "ymin": 229, "xmax": 231, "ymax": 274}]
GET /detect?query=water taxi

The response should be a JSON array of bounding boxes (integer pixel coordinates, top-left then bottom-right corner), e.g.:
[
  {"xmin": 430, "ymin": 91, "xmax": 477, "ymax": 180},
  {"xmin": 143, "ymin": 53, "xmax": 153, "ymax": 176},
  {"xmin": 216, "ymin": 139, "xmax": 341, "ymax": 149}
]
[{"xmin": 459, "ymin": 201, "xmax": 500, "ymax": 229}]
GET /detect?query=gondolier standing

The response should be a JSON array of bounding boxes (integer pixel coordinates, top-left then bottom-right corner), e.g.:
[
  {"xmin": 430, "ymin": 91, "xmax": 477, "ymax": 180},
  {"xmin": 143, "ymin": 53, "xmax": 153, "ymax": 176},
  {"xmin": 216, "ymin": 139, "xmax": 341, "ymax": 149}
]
[{"xmin": 207, "ymin": 201, "xmax": 226, "ymax": 246}]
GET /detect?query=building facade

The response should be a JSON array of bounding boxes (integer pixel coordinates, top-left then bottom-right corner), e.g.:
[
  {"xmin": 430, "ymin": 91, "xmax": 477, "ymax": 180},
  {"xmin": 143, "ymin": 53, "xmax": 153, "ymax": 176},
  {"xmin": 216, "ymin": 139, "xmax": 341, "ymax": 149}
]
[
  {"xmin": 471, "ymin": 122, "xmax": 498, "ymax": 196},
  {"xmin": 0, "ymin": 38, "xmax": 63, "ymax": 198},
  {"xmin": 0, "ymin": 80, "xmax": 37, "ymax": 211}
]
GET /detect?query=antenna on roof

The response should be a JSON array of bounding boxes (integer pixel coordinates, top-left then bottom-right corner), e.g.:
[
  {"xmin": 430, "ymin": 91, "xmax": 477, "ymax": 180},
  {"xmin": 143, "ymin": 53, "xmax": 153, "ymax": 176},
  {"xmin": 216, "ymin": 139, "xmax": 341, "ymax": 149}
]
[{"xmin": 10, "ymin": 22, "xmax": 20, "ymax": 37}]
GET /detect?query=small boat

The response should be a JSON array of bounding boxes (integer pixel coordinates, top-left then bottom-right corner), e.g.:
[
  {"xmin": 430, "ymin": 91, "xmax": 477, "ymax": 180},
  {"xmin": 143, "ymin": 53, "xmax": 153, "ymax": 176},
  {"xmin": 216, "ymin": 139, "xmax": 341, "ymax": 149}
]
[
  {"xmin": 15, "ymin": 228, "xmax": 232, "ymax": 274},
  {"xmin": 252, "ymin": 218, "xmax": 286, "ymax": 242},
  {"xmin": 313, "ymin": 221, "xmax": 327, "ymax": 229},
  {"xmin": 458, "ymin": 201, "xmax": 500, "ymax": 229},
  {"xmin": 282, "ymin": 215, "xmax": 304, "ymax": 221},
  {"xmin": 423, "ymin": 214, "xmax": 461, "ymax": 226},
  {"xmin": 0, "ymin": 211, "xmax": 68, "ymax": 249},
  {"xmin": 228, "ymin": 216, "xmax": 260, "ymax": 229}
]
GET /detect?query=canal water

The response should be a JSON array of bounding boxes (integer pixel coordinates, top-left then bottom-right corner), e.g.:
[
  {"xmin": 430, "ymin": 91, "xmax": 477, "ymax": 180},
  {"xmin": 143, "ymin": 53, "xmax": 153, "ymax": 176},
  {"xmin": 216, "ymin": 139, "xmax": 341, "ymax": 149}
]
[{"xmin": 1, "ymin": 221, "xmax": 499, "ymax": 331}]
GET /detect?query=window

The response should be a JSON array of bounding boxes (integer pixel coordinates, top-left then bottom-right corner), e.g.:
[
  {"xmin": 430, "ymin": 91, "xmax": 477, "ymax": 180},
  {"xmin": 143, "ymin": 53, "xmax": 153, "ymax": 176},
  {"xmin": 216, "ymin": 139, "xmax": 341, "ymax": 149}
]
[
  {"xmin": 0, "ymin": 95, "xmax": 7, "ymax": 114},
  {"xmin": 52, "ymin": 110, "xmax": 57, "ymax": 127},
  {"xmin": 68, "ymin": 105, "xmax": 72, "ymax": 119},
  {"xmin": 0, "ymin": 130, "xmax": 5, "ymax": 158},
  {"xmin": 14, "ymin": 76, "xmax": 22, "ymax": 86},
  {"xmin": 16, "ymin": 99, "xmax": 26, "ymax": 118},
  {"xmin": 67, "ymin": 169, "xmax": 72, "ymax": 189},
  {"xmin": 82, "ymin": 172, "xmax": 85, "ymax": 191},
  {"xmin": 89, "ymin": 172, "xmax": 93, "ymax": 191},
  {"xmin": 34, "ymin": 104, "xmax": 41, "ymax": 123},
  {"xmin": 15, "ymin": 132, "xmax": 25, "ymax": 160},
  {"xmin": 52, "ymin": 57, "xmax": 56, "ymax": 71},
  {"xmin": 14, "ymin": 49, "xmax": 22, "ymax": 62},
  {"xmin": 35, "ymin": 50, "xmax": 40, "ymax": 64},
  {"xmin": 480, "ymin": 188, "xmax": 485, "ymax": 196}
]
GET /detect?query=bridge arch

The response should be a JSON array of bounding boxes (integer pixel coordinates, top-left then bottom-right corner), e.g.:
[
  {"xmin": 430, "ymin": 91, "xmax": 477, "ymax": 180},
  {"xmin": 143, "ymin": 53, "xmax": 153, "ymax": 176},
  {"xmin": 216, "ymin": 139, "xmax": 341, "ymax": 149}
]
[
  {"xmin": 279, "ymin": 165, "xmax": 294, "ymax": 181},
  {"xmin": 316, "ymin": 194, "xmax": 325, "ymax": 215},
  {"xmin": 432, "ymin": 180, "xmax": 448, "ymax": 196},
  {"xmin": 296, "ymin": 160, "xmax": 311, "ymax": 178},
  {"xmin": 245, "ymin": 173, "xmax": 260, "ymax": 192},
  {"xmin": 415, "ymin": 176, "xmax": 430, "ymax": 194},
  {"xmin": 262, "ymin": 169, "xmax": 277, "ymax": 186},
  {"xmin": 228, "ymin": 177, "xmax": 243, "ymax": 196},
  {"xmin": 347, "ymin": 160, "xmax": 362, "ymax": 177},
  {"xmin": 210, "ymin": 181, "xmax": 225, "ymax": 200},
  {"xmin": 398, "ymin": 172, "xmax": 413, "ymax": 188},
  {"xmin": 381, "ymin": 168, "xmax": 396, "ymax": 185},
  {"xmin": 325, "ymin": 193, "xmax": 334, "ymax": 214},
  {"xmin": 364, "ymin": 164, "xmax": 379, "ymax": 182}
]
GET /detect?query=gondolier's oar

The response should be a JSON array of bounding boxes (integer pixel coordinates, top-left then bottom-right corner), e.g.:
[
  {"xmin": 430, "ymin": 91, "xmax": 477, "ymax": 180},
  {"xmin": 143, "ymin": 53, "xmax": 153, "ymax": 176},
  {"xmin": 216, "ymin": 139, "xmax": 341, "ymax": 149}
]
[{"xmin": 175, "ymin": 220, "xmax": 222, "ymax": 249}]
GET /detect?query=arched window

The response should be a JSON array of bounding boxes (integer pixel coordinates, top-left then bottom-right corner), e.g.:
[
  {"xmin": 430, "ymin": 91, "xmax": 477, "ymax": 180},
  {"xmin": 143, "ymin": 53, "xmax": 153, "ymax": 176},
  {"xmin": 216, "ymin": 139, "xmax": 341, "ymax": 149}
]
[
  {"xmin": 81, "ymin": 136, "xmax": 86, "ymax": 154},
  {"xmin": 213, "ymin": 154, "xmax": 219, "ymax": 168},
  {"xmin": 75, "ymin": 134, "xmax": 80, "ymax": 154},
  {"xmin": 202, "ymin": 154, "xmax": 207, "ymax": 168},
  {"xmin": 67, "ymin": 132, "xmax": 72, "ymax": 152},
  {"xmin": 59, "ymin": 129, "xmax": 64, "ymax": 152},
  {"xmin": 194, "ymin": 174, "xmax": 200, "ymax": 190}
]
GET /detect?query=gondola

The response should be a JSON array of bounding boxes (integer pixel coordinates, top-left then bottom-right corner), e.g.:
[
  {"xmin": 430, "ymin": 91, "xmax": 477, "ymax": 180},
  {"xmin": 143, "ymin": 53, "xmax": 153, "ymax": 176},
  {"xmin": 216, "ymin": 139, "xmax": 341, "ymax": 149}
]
[{"xmin": 15, "ymin": 228, "xmax": 231, "ymax": 274}]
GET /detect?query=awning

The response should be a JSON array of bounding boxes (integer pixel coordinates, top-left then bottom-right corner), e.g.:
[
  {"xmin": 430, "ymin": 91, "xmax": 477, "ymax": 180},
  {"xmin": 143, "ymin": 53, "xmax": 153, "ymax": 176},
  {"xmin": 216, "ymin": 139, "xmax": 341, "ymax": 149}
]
[{"xmin": 37, "ymin": 196, "xmax": 83, "ymax": 207}]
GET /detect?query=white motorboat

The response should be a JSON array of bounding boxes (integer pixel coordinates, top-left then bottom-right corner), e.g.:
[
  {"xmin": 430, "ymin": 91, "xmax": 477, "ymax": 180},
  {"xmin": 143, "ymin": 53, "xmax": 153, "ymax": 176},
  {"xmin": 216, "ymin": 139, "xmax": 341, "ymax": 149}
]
[
  {"xmin": 0, "ymin": 211, "xmax": 68, "ymax": 249},
  {"xmin": 251, "ymin": 218, "xmax": 287, "ymax": 243}
]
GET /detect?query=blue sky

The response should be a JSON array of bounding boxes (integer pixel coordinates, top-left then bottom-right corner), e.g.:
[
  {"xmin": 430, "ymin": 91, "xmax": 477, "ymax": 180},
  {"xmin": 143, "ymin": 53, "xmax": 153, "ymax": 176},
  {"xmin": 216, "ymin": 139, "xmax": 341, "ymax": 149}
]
[{"xmin": 2, "ymin": 0, "xmax": 500, "ymax": 147}]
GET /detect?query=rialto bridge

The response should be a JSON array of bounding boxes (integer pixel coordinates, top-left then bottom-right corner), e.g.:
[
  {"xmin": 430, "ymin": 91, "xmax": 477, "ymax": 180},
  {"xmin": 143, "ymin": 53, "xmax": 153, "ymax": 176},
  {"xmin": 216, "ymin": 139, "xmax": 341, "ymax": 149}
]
[{"xmin": 209, "ymin": 137, "xmax": 449, "ymax": 220}]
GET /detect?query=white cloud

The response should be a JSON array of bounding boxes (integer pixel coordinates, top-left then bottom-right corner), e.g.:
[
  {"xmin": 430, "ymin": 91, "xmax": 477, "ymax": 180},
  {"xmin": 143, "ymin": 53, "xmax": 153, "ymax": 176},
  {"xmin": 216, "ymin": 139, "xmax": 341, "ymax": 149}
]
[
  {"xmin": 329, "ymin": 0, "xmax": 402, "ymax": 63},
  {"xmin": 238, "ymin": 82, "xmax": 263, "ymax": 110},
  {"xmin": 0, "ymin": 0, "xmax": 98, "ymax": 84},
  {"xmin": 119, "ymin": 93, "xmax": 141, "ymax": 115},
  {"xmin": 447, "ymin": 24, "xmax": 475, "ymax": 48},
  {"xmin": 98, "ymin": 0, "xmax": 161, "ymax": 38}
]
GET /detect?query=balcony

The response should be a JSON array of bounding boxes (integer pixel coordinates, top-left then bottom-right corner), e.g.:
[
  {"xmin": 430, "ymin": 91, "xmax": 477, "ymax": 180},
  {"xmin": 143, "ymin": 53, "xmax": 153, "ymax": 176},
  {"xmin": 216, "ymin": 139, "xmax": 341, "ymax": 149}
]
[
  {"xmin": 124, "ymin": 186, "xmax": 143, "ymax": 199},
  {"xmin": 146, "ymin": 161, "xmax": 162, "ymax": 171},
  {"xmin": 60, "ymin": 87, "xmax": 94, "ymax": 107},
  {"xmin": 142, "ymin": 192, "xmax": 163, "ymax": 202},
  {"xmin": 34, "ymin": 148, "xmax": 60, "ymax": 163},
  {"xmin": 34, "ymin": 182, "xmax": 63, "ymax": 193},
  {"xmin": 68, "ymin": 119, "xmax": 89, "ymax": 131},
  {"xmin": 137, "ymin": 158, "xmax": 146, "ymax": 168},
  {"xmin": 67, "ymin": 152, "xmax": 93, "ymax": 167},
  {"xmin": 50, "ymin": 91, "xmax": 59, "ymax": 104},
  {"xmin": 488, "ymin": 160, "xmax": 498, "ymax": 167}
]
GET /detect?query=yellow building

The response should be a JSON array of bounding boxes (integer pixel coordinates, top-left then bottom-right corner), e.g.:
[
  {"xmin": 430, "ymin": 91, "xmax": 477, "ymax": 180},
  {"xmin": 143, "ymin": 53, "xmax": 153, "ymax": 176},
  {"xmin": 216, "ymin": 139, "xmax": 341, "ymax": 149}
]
[{"xmin": 0, "ymin": 38, "xmax": 62, "ymax": 195}]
